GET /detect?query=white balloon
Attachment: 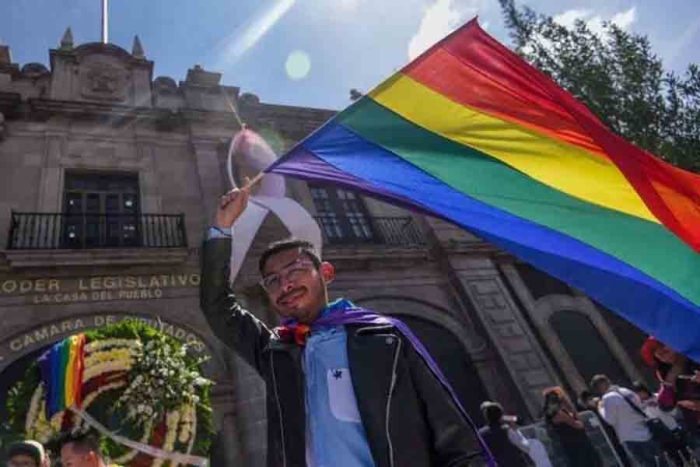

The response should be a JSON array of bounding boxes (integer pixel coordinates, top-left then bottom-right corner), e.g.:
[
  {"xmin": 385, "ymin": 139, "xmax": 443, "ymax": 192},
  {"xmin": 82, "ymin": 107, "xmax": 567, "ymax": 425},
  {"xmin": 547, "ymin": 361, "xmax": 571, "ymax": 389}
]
[{"xmin": 226, "ymin": 130, "xmax": 323, "ymax": 283}]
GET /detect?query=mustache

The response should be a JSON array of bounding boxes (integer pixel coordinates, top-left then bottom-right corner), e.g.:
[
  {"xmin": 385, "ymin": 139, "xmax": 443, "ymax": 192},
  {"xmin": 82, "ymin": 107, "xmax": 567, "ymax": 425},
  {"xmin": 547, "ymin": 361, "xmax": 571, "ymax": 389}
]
[{"xmin": 277, "ymin": 287, "xmax": 306, "ymax": 305}]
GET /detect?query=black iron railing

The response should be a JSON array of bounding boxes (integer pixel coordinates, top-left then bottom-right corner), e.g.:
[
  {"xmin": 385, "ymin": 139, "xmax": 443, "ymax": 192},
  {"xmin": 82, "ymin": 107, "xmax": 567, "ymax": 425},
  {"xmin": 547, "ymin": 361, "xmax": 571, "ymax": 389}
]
[
  {"xmin": 7, "ymin": 212, "xmax": 188, "ymax": 249},
  {"xmin": 314, "ymin": 216, "xmax": 425, "ymax": 246}
]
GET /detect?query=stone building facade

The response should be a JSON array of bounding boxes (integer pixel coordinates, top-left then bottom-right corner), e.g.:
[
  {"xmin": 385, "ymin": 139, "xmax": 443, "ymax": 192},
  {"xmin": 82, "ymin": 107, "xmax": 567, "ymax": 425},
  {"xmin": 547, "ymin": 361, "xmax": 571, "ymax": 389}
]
[{"xmin": 0, "ymin": 32, "xmax": 653, "ymax": 465}]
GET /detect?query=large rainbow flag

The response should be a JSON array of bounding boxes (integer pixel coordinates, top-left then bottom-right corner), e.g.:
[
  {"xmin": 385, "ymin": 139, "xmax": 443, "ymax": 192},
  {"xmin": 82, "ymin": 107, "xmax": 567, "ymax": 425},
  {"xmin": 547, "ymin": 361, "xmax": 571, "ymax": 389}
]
[
  {"xmin": 37, "ymin": 334, "xmax": 86, "ymax": 418},
  {"xmin": 268, "ymin": 19, "xmax": 700, "ymax": 360}
]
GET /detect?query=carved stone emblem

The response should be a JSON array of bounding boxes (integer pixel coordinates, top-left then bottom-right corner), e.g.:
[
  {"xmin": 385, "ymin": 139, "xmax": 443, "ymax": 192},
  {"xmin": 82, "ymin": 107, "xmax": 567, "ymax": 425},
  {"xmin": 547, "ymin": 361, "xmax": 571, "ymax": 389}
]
[{"xmin": 80, "ymin": 62, "xmax": 127, "ymax": 101}]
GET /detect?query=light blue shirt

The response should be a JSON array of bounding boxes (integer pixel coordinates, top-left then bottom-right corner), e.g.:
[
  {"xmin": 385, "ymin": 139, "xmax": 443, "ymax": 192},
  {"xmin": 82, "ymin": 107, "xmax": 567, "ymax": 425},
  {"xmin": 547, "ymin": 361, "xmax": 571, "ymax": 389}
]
[{"xmin": 304, "ymin": 299, "xmax": 375, "ymax": 467}]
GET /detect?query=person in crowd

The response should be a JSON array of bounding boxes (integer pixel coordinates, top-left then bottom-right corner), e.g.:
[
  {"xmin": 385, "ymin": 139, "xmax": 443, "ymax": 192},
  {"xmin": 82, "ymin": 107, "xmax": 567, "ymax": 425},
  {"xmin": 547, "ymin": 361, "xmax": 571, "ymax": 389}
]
[
  {"xmin": 200, "ymin": 186, "xmax": 488, "ymax": 466},
  {"xmin": 641, "ymin": 337, "xmax": 700, "ymax": 461},
  {"xmin": 477, "ymin": 401, "xmax": 534, "ymax": 466},
  {"xmin": 632, "ymin": 380, "xmax": 691, "ymax": 464},
  {"xmin": 641, "ymin": 338, "xmax": 700, "ymax": 433},
  {"xmin": 6, "ymin": 440, "xmax": 49, "ymax": 467},
  {"xmin": 57, "ymin": 433, "xmax": 107, "ymax": 467},
  {"xmin": 592, "ymin": 374, "xmax": 665, "ymax": 467},
  {"xmin": 579, "ymin": 389, "xmax": 633, "ymax": 467},
  {"xmin": 543, "ymin": 386, "xmax": 602, "ymax": 467},
  {"xmin": 632, "ymin": 381, "xmax": 681, "ymax": 430}
]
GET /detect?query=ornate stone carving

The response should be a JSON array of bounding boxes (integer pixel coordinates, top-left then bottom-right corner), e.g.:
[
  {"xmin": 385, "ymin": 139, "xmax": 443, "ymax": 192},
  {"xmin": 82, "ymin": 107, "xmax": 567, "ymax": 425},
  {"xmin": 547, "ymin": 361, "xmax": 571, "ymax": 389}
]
[
  {"xmin": 154, "ymin": 76, "xmax": 178, "ymax": 93},
  {"xmin": 21, "ymin": 63, "xmax": 50, "ymax": 79},
  {"xmin": 132, "ymin": 35, "xmax": 145, "ymax": 60},
  {"xmin": 60, "ymin": 27, "xmax": 74, "ymax": 50},
  {"xmin": 0, "ymin": 45, "xmax": 11, "ymax": 65},
  {"xmin": 80, "ymin": 62, "xmax": 127, "ymax": 101}
]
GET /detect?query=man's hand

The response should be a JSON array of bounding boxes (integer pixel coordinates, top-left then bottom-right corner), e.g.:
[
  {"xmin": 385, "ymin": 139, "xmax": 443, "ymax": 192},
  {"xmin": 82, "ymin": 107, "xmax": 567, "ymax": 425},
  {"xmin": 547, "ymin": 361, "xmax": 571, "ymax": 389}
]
[{"xmin": 214, "ymin": 188, "xmax": 249, "ymax": 230}]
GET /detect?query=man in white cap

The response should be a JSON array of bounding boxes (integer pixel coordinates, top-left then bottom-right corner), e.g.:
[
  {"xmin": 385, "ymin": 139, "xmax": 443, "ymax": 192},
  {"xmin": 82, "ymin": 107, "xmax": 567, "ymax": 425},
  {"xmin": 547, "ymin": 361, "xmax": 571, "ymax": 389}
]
[{"xmin": 7, "ymin": 440, "xmax": 49, "ymax": 467}]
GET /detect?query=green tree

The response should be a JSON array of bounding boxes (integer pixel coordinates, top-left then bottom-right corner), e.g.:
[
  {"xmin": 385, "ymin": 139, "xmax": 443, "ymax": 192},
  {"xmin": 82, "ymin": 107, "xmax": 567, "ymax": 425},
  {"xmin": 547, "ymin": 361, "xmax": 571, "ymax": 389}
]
[{"xmin": 499, "ymin": 0, "xmax": 700, "ymax": 172}]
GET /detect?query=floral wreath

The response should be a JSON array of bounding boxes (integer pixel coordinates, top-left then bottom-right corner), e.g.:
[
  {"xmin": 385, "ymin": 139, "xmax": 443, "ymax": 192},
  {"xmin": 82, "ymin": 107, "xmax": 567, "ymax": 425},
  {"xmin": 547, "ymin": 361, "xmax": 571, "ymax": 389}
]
[{"xmin": 5, "ymin": 321, "xmax": 214, "ymax": 467}]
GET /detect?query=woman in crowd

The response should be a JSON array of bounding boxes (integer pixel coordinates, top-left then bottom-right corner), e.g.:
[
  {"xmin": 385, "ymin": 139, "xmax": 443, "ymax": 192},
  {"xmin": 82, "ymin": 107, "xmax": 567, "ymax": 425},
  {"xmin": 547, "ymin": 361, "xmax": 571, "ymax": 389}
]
[{"xmin": 543, "ymin": 386, "xmax": 602, "ymax": 467}]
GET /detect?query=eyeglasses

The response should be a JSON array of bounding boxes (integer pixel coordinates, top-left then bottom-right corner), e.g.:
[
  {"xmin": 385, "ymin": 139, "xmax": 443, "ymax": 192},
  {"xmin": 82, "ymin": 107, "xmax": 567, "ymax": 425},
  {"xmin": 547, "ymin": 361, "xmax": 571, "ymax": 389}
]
[{"xmin": 260, "ymin": 258, "xmax": 315, "ymax": 293}]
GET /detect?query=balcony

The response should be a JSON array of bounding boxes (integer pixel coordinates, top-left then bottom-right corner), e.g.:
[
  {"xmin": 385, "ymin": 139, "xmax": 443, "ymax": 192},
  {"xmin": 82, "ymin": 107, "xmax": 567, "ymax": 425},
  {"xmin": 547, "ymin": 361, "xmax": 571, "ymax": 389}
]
[
  {"xmin": 314, "ymin": 216, "xmax": 426, "ymax": 247},
  {"xmin": 7, "ymin": 212, "xmax": 188, "ymax": 250},
  {"xmin": 3, "ymin": 212, "xmax": 191, "ymax": 269}
]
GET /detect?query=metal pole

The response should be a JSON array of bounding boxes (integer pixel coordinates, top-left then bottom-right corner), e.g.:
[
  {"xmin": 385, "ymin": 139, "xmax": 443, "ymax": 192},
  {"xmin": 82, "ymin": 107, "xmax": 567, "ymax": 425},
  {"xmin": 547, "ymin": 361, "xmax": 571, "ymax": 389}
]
[{"xmin": 101, "ymin": 0, "xmax": 108, "ymax": 43}]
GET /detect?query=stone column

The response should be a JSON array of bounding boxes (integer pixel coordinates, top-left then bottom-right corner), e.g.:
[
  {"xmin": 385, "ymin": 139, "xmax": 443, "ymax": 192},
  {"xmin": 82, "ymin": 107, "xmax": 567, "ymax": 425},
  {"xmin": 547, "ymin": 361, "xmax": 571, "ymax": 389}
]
[
  {"xmin": 190, "ymin": 139, "xmax": 225, "ymax": 230},
  {"xmin": 37, "ymin": 133, "xmax": 64, "ymax": 212},
  {"xmin": 137, "ymin": 143, "xmax": 162, "ymax": 213},
  {"xmin": 449, "ymin": 255, "xmax": 562, "ymax": 417}
]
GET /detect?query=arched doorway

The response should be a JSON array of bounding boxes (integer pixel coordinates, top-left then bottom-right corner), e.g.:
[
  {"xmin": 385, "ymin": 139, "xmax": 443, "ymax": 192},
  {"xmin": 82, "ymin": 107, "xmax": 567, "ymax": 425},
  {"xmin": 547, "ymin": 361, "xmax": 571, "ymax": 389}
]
[{"xmin": 550, "ymin": 310, "xmax": 630, "ymax": 387}]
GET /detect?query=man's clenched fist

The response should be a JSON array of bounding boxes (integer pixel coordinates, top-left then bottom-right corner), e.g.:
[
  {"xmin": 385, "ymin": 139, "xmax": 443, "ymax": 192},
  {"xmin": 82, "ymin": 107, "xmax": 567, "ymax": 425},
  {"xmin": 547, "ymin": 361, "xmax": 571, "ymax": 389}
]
[{"xmin": 214, "ymin": 188, "xmax": 249, "ymax": 230}]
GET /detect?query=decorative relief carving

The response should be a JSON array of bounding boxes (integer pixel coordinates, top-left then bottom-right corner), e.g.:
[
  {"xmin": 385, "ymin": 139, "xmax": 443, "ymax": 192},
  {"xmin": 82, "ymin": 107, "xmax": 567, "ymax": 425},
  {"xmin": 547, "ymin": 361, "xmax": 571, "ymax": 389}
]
[
  {"xmin": 470, "ymin": 279, "xmax": 510, "ymax": 322},
  {"xmin": 463, "ymin": 274, "xmax": 558, "ymax": 415},
  {"xmin": 80, "ymin": 63, "xmax": 127, "ymax": 101}
]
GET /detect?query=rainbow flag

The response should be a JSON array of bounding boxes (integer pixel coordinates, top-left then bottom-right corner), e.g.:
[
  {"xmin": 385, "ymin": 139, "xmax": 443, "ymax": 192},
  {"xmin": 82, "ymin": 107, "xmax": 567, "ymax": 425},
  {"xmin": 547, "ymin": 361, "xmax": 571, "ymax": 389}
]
[
  {"xmin": 268, "ymin": 19, "xmax": 700, "ymax": 360},
  {"xmin": 37, "ymin": 334, "xmax": 86, "ymax": 417}
]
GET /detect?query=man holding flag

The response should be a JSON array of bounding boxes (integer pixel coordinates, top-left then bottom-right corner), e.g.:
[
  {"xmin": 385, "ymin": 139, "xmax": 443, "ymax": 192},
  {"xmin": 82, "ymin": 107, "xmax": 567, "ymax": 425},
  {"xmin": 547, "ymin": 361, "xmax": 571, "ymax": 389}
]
[{"xmin": 200, "ymin": 186, "xmax": 492, "ymax": 467}]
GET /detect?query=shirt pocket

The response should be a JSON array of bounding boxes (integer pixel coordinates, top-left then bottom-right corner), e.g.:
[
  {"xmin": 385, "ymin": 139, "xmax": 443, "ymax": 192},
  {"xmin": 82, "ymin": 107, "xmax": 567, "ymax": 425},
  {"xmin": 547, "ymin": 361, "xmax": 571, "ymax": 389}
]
[{"xmin": 326, "ymin": 368, "xmax": 362, "ymax": 423}]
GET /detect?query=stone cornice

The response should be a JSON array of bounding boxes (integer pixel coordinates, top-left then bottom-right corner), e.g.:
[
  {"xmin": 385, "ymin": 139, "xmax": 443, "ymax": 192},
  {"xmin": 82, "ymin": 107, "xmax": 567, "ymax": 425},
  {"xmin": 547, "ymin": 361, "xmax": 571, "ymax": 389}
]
[
  {"xmin": 1, "ymin": 248, "xmax": 189, "ymax": 269},
  {"xmin": 25, "ymin": 98, "xmax": 186, "ymax": 131},
  {"xmin": 181, "ymin": 108, "xmax": 241, "ymax": 126},
  {"xmin": 244, "ymin": 101, "xmax": 336, "ymax": 120}
]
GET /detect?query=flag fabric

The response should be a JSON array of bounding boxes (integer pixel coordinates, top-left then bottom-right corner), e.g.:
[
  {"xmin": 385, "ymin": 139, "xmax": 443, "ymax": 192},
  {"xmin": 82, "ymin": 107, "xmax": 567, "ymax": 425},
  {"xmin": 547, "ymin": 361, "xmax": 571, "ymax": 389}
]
[
  {"xmin": 267, "ymin": 19, "xmax": 700, "ymax": 361},
  {"xmin": 37, "ymin": 334, "xmax": 86, "ymax": 418}
]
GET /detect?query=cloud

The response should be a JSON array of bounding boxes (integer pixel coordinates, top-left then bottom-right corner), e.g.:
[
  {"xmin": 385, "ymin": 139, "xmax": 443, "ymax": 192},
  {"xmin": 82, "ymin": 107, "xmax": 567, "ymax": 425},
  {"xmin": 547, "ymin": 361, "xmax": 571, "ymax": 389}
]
[
  {"xmin": 217, "ymin": 0, "xmax": 296, "ymax": 66},
  {"xmin": 611, "ymin": 7, "xmax": 637, "ymax": 30},
  {"xmin": 553, "ymin": 6, "xmax": 637, "ymax": 36},
  {"xmin": 553, "ymin": 9, "xmax": 592, "ymax": 30},
  {"xmin": 408, "ymin": 0, "xmax": 484, "ymax": 60}
]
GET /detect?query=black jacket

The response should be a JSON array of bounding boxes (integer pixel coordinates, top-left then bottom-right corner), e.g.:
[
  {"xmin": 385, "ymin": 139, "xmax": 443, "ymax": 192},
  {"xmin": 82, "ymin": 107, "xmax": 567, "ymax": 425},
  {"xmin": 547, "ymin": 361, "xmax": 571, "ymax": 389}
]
[
  {"xmin": 200, "ymin": 238, "xmax": 481, "ymax": 467},
  {"xmin": 478, "ymin": 425, "xmax": 531, "ymax": 467}
]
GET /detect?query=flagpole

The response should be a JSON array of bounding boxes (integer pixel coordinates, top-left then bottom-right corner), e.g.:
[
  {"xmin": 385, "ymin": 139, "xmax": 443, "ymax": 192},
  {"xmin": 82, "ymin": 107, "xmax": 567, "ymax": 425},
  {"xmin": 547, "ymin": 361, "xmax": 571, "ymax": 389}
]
[
  {"xmin": 101, "ymin": 0, "xmax": 108, "ymax": 43},
  {"xmin": 243, "ymin": 172, "xmax": 265, "ymax": 190}
]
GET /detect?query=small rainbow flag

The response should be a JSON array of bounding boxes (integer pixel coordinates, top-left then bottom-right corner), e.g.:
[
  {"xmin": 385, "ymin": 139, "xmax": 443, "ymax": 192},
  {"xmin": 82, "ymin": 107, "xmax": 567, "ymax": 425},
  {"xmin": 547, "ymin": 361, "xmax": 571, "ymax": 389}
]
[
  {"xmin": 37, "ymin": 334, "xmax": 86, "ymax": 417},
  {"xmin": 268, "ymin": 19, "xmax": 700, "ymax": 360}
]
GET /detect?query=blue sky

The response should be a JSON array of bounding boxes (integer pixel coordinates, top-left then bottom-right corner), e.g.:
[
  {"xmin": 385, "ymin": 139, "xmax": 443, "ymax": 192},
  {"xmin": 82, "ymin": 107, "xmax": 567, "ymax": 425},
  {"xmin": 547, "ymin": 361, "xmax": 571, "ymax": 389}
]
[{"xmin": 1, "ymin": 0, "xmax": 699, "ymax": 111}]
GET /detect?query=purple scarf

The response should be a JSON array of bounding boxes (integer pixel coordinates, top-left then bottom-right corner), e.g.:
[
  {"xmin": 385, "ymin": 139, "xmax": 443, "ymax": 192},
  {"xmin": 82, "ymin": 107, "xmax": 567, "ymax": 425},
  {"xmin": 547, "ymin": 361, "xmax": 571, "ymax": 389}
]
[{"xmin": 282, "ymin": 303, "xmax": 497, "ymax": 466}]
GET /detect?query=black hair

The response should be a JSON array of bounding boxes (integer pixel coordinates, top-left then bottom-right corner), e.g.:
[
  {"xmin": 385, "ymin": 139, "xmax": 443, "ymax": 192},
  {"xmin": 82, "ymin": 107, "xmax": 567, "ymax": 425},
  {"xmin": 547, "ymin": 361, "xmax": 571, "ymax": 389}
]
[
  {"xmin": 632, "ymin": 381, "xmax": 652, "ymax": 395},
  {"xmin": 55, "ymin": 431, "xmax": 103, "ymax": 459},
  {"xmin": 259, "ymin": 237, "xmax": 321, "ymax": 274},
  {"xmin": 481, "ymin": 402, "xmax": 504, "ymax": 425},
  {"xmin": 579, "ymin": 389, "xmax": 594, "ymax": 401},
  {"xmin": 590, "ymin": 374, "xmax": 610, "ymax": 389}
]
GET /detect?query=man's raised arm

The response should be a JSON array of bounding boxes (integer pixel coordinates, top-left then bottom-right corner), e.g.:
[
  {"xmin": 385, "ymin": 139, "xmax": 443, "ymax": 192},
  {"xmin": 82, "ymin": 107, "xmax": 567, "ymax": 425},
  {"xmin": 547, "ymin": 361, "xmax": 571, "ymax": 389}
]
[{"xmin": 199, "ymin": 188, "xmax": 273, "ymax": 373}]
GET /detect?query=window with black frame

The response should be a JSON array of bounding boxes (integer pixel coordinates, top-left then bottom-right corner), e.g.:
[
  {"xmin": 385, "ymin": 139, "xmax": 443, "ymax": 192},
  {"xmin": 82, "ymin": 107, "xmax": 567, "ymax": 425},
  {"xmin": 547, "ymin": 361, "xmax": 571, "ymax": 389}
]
[
  {"xmin": 309, "ymin": 184, "xmax": 374, "ymax": 244},
  {"xmin": 62, "ymin": 172, "xmax": 140, "ymax": 248}
]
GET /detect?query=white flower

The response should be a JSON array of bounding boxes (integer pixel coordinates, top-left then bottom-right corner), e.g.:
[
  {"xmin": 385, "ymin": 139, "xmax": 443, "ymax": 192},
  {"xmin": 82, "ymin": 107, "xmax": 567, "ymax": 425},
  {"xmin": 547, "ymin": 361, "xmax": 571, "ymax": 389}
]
[{"xmin": 193, "ymin": 377, "xmax": 210, "ymax": 387}]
